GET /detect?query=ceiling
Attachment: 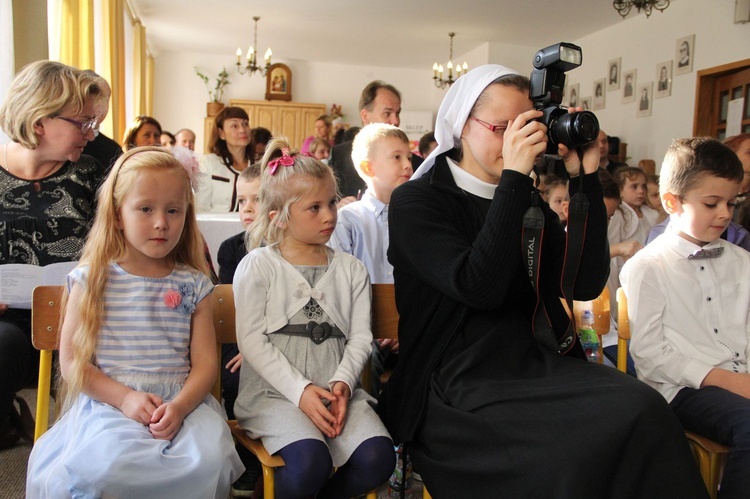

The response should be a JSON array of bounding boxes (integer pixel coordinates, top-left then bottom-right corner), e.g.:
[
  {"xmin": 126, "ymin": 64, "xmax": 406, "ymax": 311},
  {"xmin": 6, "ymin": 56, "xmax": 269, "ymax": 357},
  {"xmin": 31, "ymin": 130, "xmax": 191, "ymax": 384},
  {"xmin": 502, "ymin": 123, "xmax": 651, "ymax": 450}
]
[{"xmin": 131, "ymin": 0, "xmax": 629, "ymax": 68}]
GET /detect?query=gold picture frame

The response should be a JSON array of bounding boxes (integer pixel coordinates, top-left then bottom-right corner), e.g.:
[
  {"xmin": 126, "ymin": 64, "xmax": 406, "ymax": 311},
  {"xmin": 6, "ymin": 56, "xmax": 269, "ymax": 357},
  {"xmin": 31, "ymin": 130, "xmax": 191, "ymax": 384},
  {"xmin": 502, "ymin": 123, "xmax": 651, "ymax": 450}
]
[{"xmin": 265, "ymin": 63, "xmax": 292, "ymax": 101}]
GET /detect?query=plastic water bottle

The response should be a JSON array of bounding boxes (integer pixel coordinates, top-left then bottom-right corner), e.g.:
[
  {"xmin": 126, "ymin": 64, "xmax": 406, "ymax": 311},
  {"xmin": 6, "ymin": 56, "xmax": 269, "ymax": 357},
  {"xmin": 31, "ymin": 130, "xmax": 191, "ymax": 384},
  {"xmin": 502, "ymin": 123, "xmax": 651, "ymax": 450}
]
[
  {"xmin": 388, "ymin": 444, "xmax": 413, "ymax": 498},
  {"xmin": 578, "ymin": 309, "xmax": 600, "ymax": 363}
]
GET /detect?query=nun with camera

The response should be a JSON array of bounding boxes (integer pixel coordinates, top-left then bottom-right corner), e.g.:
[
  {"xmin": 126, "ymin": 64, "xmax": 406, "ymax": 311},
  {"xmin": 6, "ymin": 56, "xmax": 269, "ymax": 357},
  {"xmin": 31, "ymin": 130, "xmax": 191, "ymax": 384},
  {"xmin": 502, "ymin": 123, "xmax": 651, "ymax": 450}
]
[{"xmin": 377, "ymin": 62, "xmax": 706, "ymax": 497}]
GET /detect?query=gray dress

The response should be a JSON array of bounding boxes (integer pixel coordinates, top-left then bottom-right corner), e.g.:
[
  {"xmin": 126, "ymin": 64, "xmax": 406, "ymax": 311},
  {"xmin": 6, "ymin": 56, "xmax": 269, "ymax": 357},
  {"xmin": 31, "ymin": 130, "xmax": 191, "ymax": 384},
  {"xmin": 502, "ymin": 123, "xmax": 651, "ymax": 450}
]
[{"xmin": 235, "ymin": 262, "xmax": 389, "ymax": 467}]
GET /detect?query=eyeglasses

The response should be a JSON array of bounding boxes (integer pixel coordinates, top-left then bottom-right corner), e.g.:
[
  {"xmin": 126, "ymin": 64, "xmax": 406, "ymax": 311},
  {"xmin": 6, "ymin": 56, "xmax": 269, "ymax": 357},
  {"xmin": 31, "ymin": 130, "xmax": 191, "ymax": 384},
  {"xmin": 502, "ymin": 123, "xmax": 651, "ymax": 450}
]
[
  {"xmin": 469, "ymin": 115, "xmax": 506, "ymax": 133},
  {"xmin": 56, "ymin": 116, "xmax": 99, "ymax": 137}
]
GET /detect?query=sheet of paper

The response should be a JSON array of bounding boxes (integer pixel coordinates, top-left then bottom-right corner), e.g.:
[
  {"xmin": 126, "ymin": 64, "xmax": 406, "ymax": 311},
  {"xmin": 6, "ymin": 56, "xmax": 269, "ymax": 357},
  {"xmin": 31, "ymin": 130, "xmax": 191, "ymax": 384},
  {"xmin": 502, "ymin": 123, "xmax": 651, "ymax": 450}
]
[
  {"xmin": 726, "ymin": 98, "xmax": 744, "ymax": 138},
  {"xmin": 0, "ymin": 261, "xmax": 77, "ymax": 308}
]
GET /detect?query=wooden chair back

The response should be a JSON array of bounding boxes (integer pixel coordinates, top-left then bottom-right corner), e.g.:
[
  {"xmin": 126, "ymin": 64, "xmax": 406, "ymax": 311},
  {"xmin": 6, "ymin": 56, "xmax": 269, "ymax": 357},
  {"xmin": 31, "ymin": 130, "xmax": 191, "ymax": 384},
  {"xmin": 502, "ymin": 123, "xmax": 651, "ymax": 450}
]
[
  {"xmin": 31, "ymin": 285, "xmax": 64, "ymax": 442},
  {"xmin": 638, "ymin": 159, "xmax": 656, "ymax": 175},
  {"xmin": 371, "ymin": 284, "xmax": 398, "ymax": 341},
  {"xmin": 616, "ymin": 287, "xmax": 631, "ymax": 372}
]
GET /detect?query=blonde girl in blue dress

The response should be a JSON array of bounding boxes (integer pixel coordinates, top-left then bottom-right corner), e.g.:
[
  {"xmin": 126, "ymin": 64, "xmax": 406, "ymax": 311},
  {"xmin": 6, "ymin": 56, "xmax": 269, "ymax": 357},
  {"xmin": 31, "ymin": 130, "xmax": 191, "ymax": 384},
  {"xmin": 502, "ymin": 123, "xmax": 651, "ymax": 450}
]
[
  {"xmin": 26, "ymin": 147, "xmax": 244, "ymax": 498},
  {"xmin": 233, "ymin": 138, "xmax": 393, "ymax": 498}
]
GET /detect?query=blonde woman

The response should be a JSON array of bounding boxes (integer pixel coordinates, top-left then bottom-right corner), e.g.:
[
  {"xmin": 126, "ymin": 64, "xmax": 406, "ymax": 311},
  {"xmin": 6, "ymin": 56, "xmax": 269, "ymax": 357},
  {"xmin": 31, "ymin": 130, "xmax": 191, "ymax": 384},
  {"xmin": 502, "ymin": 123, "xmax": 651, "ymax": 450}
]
[
  {"xmin": 26, "ymin": 148, "xmax": 243, "ymax": 497},
  {"xmin": 0, "ymin": 61, "xmax": 106, "ymax": 449},
  {"xmin": 300, "ymin": 114, "xmax": 333, "ymax": 155}
]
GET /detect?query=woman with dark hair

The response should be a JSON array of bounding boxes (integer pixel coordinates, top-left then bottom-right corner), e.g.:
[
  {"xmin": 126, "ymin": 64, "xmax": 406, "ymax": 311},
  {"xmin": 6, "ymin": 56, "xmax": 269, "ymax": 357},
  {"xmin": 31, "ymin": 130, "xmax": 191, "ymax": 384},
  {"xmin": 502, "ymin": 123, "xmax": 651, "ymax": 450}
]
[
  {"xmin": 196, "ymin": 107, "xmax": 254, "ymax": 212},
  {"xmin": 0, "ymin": 61, "xmax": 107, "ymax": 448},
  {"xmin": 121, "ymin": 115, "xmax": 162, "ymax": 151},
  {"xmin": 377, "ymin": 64, "xmax": 706, "ymax": 497}
]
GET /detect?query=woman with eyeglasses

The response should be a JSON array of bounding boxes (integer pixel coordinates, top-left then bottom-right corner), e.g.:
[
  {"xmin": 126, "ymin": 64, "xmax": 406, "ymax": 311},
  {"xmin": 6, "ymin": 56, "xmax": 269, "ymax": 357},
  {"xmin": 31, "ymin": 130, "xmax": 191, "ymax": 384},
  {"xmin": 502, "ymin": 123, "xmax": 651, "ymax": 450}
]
[
  {"xmin": 377, "ymin": 64, "xmax": 707, "ymax": 497},
  {"xmin": 121, "ymin": 115, "xmax": 163, "ymax": 151},
  {"xmin": 0, "ymin": 61, "xmax": 107, "ymax": 449}
]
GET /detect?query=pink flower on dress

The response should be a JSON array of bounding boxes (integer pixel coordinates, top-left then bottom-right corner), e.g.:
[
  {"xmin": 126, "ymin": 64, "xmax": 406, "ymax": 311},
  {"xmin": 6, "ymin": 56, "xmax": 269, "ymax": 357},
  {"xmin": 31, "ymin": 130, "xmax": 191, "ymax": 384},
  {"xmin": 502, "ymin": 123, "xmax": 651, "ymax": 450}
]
[{"xmin": 163, "ymin": 289, "xmax": 182, "ymax": 309}]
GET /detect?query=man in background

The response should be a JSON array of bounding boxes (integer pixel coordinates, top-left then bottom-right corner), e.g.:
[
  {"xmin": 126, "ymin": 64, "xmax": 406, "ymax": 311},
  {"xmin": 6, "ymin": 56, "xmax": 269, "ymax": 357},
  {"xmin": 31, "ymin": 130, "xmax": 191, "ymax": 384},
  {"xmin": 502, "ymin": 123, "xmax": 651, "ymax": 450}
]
[
  {"xmin": 329, "ymin": 80, "xmax": 422, "ymax": 203},
  {"xmin": 175, "ymin": 128, "xmax": 196, "ymax": 151}
]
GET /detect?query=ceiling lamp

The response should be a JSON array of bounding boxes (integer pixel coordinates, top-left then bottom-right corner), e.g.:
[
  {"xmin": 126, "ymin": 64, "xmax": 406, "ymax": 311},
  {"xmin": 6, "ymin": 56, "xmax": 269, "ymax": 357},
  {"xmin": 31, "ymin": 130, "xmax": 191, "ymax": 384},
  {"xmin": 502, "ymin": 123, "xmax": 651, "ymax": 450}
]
[
  {"xmin": 613, "ymin": 0, "xmax": 670, "ymax": 18},
  {"xmin": 432, "ymin": 32, "xmax": 468, "ymax": 89},
  {"xmin": 236, "ymin": 16, "xmax": 272, "ymax": 77}
]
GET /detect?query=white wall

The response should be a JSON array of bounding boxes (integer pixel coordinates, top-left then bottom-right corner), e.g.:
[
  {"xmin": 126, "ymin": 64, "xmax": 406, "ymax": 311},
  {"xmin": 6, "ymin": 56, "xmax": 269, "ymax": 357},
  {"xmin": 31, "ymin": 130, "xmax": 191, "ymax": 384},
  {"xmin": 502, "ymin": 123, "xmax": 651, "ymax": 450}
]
[
  {"xmin": 152, "ymin": 0, "xmax": 749, "ymax": 164},
  {"xmin": 153, "ymin": 53, "xmax": 446, "ymax": 152},
  {"xmin": 567, "ymin": 0, "xmax": 749, "ymax": 168}
]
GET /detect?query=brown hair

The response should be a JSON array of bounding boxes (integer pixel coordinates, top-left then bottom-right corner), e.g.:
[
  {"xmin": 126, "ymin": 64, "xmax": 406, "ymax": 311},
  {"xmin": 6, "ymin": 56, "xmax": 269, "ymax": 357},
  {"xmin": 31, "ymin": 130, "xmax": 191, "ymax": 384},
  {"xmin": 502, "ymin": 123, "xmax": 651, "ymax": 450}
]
[
  {"xmin": 121, "ymin": 115, "xmax": 162, "ymax": 151},
  {"xmin": 660, "ymin": 137, "xmax": 743, "ymax": 197},
  {"xmin": 359, "ymin": 81, "xmax": 401, "ymax": 112},
  {"xmin": 210, "ymin": 107, "xmax": 255, "ymax": 167}
]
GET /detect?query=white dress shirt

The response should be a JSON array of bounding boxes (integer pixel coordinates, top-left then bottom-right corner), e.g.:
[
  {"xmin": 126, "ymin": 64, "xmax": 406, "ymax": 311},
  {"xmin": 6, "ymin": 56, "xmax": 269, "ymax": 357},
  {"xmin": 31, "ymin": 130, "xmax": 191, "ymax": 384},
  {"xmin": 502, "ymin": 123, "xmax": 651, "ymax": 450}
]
[
  {"xmin": 329, "ymin": 191, "xmax": 393, "ymax": 284},
  {"xmin": 195, "ymin": 154, "xmax": 241, "ymax": 212},
  {"xmin": 620, "ymin": 230, "xmax": 750, "ymax": 402}
]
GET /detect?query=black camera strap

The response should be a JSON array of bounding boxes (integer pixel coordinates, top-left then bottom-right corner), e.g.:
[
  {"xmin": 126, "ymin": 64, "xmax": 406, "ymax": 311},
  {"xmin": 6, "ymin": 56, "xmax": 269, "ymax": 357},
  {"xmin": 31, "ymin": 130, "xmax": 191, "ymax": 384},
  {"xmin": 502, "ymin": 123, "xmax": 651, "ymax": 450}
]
[{"xmin": 522, "ymin": 179, "xmax": 589, "ymax": 354}]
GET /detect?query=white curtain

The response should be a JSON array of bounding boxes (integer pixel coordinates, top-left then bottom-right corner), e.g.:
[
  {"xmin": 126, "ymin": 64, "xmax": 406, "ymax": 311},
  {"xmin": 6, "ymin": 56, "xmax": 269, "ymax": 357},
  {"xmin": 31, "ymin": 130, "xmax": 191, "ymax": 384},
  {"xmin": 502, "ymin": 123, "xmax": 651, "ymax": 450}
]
[{"xmin": 0, "ymin": 0, "xmax": 14, "ymax": 144}]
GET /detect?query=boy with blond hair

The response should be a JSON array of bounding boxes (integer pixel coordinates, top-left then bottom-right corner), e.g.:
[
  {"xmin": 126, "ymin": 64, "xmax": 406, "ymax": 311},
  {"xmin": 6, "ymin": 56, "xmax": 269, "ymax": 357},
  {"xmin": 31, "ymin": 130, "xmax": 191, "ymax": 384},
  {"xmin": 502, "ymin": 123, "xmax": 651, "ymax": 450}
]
[
  {"xmin": 621, "ymin": 138, "xmax": 750, "ymax": 498},
  {"xmin": 329, "ymin": 122, "xmax": 412, "ymax": 284},
  {"xmin": 329, "ymin": 122, "xmax": 412, "ymax": 396}
]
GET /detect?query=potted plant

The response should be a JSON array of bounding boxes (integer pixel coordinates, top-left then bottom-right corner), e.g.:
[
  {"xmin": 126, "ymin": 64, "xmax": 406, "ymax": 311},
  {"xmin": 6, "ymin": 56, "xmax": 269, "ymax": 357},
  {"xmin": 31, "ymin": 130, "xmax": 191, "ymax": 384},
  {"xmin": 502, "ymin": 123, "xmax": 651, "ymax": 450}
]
[{"xmin": 195, "ymin": 67, "xmax": 230, "ymax": 116}]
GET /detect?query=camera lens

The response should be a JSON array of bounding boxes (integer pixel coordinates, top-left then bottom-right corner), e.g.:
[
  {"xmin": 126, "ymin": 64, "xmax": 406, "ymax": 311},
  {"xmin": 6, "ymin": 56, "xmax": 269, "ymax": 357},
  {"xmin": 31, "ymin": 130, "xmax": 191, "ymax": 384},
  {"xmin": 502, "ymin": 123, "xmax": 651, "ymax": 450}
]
[{"xmin": 550, "ymin": 111, "xmax": 600, "ymax": 149}]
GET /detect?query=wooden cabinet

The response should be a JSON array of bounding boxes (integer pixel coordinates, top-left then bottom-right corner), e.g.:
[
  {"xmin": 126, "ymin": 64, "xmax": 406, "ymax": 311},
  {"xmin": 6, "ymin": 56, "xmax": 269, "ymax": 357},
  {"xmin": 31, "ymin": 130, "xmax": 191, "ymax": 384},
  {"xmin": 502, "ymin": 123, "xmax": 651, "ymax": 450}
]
[{"xmin": 202, "ymin": 99, "xmax": 326, "ymax": 153}]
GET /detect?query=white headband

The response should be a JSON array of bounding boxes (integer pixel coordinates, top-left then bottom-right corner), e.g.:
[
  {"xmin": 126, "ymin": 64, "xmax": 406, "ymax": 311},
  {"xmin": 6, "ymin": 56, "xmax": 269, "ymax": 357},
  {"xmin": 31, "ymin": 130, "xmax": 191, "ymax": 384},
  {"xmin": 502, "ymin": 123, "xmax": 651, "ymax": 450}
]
[{"xmin": 412, "ymin": 64, "xmax": 521, "ymax": 180}]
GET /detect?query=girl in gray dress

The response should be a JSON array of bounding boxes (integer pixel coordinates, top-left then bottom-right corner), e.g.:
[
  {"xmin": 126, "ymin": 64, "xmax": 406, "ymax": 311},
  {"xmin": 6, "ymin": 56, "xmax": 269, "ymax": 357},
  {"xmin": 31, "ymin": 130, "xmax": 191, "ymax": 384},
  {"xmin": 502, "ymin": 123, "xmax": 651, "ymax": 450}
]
[{"xmin": 233, "ymin": 138, "xmax": 393, "ymax": 498}]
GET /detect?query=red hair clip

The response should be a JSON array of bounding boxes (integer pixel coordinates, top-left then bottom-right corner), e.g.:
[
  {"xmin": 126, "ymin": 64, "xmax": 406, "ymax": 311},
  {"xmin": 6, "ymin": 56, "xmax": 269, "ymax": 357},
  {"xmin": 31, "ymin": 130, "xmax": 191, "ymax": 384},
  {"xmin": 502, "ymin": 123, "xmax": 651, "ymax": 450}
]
[{"xmin": 268, "ymin": 148, "xmax": 295, "ymax": 175}]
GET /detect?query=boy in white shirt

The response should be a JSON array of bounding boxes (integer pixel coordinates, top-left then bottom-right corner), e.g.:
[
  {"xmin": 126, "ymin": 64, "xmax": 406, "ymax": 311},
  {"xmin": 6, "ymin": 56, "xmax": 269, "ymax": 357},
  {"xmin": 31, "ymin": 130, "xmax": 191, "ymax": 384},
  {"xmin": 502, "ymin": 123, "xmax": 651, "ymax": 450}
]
[
  {"xmin": 329, "ymin": 122, "xmax": 412, "ymax": 394},
  {"xmin": 329, "ymin": 123, "xmax": 413, "ymax": 284},
  {"xmin": 621, "ymin": 137, "xmax": 750, "ymax": 498}
]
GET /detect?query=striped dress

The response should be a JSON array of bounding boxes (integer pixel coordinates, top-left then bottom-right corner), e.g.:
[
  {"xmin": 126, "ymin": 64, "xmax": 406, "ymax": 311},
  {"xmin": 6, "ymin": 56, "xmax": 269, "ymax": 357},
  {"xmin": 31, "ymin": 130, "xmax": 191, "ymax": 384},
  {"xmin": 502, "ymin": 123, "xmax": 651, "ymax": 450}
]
[{"xmin": 26, "ymin": 263, "xmax": 244, "ymax": 499}]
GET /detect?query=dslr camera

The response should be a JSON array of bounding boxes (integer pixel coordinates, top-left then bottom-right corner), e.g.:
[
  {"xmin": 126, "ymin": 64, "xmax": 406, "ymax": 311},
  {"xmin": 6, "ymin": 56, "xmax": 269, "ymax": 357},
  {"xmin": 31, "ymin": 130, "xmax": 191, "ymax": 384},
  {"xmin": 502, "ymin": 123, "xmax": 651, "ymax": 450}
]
[{"xmin": 529, "ymin": 42, "xmax": 599, "ymax": 156}]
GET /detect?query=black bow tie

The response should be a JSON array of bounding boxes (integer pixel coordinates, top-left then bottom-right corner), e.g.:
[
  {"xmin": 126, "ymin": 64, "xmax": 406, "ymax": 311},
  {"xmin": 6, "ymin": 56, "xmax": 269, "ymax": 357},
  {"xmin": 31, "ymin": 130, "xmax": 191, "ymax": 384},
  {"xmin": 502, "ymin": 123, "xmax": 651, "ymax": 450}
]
[{"xmin": 688, "ymin": 247, "xmax": 724, "ymax": 260}]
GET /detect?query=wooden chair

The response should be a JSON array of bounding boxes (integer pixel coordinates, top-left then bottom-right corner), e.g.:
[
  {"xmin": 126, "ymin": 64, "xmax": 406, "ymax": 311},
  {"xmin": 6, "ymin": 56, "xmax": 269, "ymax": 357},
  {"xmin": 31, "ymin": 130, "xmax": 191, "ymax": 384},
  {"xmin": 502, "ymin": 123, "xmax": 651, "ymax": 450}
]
[
  {"xmin": 212, "ymin": 283, "xmax": 378, "ymax": 499},
  {"xmin": 31, "ymin": 285, "xmax": 64, "ymax": 442},
  {"xmin": 616, "ymin": 287, "xmax": 729, "ymax": 499},
  {"xmin": 638, "ymin": 159, "xmax": 656, "ymax": 175}
]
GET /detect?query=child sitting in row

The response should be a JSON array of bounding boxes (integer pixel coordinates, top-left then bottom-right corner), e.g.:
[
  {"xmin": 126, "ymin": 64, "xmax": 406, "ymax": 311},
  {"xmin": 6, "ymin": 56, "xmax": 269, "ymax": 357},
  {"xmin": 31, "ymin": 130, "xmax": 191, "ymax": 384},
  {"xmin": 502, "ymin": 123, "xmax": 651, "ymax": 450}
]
[
  {"xmin": 646, "ymin": 174, "xmax": 669, "ymax": 224},
  {"xmin": 232, "ymin": 139, "xmax": 394, "ymax": 498},
  {"xmin": 539, "ymin": 174, "xmax": 569, "ymax": 225},
  {"xmin": 329, "ymin": 123, "xmax": 413, "ymax": 395},
  {"xmin": 216, "ymin": 163, "xmax": 262, "ymax": 496},
  {"xmin": 309, "ymin": 137, "xmax": 332, "ymax": 162},
  {"xmin": 26, "ymin": 147, "xmax": 243, "ymax": 498},
  {"xmin": 607, "ymin": 166, "xmax": 657, "ymax": 344},
  {"xmin": 621, "ymin": 138, "xmax": 750, "ymax": 498}
]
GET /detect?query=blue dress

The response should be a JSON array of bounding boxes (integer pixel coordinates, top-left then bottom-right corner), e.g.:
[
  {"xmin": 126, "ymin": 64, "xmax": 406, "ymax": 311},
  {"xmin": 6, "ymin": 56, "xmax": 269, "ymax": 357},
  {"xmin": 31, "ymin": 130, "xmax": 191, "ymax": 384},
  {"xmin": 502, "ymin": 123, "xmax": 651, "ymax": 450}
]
[{"xmin": 26, "ymin": 263, "xmax": 244, "ymax": 498}]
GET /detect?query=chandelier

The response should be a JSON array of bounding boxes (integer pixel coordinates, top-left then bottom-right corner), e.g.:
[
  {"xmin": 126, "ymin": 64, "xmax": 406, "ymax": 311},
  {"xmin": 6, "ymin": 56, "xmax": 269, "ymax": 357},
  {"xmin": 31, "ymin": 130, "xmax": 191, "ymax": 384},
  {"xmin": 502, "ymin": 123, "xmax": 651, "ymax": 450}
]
[
  {"xmin": 432, "ymin": 32, "xmax": 468, "ymax": 89},
  {"xmin": 613, "ymin": 0, "xmax": 670, "ymax": 18},
  {"xmin": 236, "ymin": 16, "xmax": 272, "ymax": 77}
]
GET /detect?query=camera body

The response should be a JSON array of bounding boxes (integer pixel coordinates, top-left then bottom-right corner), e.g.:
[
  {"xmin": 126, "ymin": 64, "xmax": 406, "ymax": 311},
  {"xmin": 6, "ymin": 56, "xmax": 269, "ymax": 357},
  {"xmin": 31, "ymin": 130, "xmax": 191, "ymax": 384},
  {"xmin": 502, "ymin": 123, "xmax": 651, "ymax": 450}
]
[{"xmin": 529, "ymin": 42, "xmax": 599, "ymax": 156}]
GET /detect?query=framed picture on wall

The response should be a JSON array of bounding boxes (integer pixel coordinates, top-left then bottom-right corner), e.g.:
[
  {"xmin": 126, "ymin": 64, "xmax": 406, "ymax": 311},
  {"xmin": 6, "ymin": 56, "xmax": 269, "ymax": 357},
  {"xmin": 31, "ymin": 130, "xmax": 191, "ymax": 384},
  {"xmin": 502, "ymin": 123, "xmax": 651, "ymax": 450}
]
[
  {"xmin": 607, "ymin": 58, "xmax": 621, "ymax": 91},
  {"xmin": 567, "ymin": 83, "xmax": 580, "ymax": 107},
  {"xmin": 674, "ymin": 34, "xmax": 695, "ymax": 75},
  {"xmin": 622, "ymin": 69, "xmax": 636, "ymax": 103},
  {"xmin": 637, "ymin": 82, "xmax": 653, "ymax": 117},
  {"xmin": 593, "ymin": 78, "xmax": 606, "ymax": 110},
  {"xmin": 655, "ymin": 61, "xmax": 673, "ymax": 98},
  {"xmin": 580, "ymin": 96, "xmax": 591, "ymax": 111},
  {"xmin": 265, "ymin": 63, "xmax": 292, "ymax": 101}
]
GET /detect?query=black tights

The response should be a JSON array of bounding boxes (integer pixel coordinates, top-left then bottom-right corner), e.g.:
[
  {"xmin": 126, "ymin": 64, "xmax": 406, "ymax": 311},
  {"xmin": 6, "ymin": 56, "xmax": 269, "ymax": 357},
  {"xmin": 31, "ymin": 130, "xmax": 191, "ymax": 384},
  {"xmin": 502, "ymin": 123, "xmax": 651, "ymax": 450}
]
[{"xmin": 274, "ymin": 436, "xmax": 394, "ymax": 499}]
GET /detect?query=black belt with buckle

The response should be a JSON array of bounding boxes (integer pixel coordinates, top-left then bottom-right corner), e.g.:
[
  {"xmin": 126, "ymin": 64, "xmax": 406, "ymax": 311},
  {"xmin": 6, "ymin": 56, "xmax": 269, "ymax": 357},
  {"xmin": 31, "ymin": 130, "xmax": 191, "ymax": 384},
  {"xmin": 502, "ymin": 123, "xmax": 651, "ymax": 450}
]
[{"xmin": 271, "ymin": 321, "xmax": 344, "ymax": 344}]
